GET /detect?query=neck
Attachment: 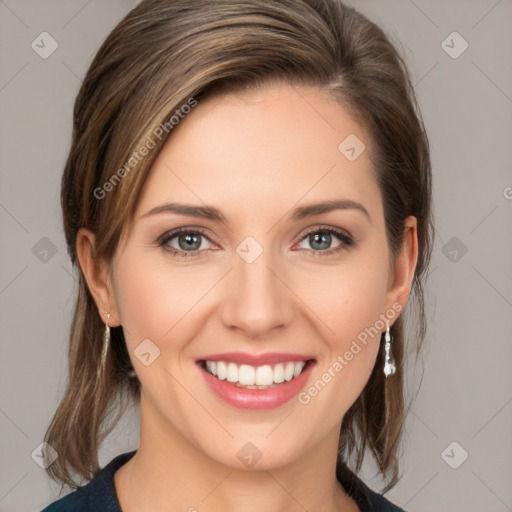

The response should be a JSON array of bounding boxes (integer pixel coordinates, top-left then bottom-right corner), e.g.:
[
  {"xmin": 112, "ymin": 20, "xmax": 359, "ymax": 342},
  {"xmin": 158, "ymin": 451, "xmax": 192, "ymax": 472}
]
[{"xmin": 114, "ymin": 395, "xmax": 359, "ymax": 512}]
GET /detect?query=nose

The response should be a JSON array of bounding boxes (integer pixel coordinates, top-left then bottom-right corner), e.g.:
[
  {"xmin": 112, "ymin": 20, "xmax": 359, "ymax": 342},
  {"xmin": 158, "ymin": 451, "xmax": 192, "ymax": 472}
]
[{"xmin": 220, "ymin": 249, "xmax": 293, "ymax": 339}]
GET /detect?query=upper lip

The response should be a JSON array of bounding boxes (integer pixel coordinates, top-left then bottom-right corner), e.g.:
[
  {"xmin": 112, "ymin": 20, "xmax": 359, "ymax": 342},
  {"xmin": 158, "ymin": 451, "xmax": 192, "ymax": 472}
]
[{"xmin": 197, "ymin": 352, "xmax": 315, "ymax": 366}]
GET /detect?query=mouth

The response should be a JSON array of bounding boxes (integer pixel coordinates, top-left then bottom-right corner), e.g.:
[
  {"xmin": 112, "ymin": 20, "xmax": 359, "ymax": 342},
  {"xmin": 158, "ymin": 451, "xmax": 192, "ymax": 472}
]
[
  {"xmin": 196, "ymin": 353, "xmax": 316, "ymax": 409},
  {"xmin": 199, "ymin": 359, "xmax": 313, "ymax": 389}
]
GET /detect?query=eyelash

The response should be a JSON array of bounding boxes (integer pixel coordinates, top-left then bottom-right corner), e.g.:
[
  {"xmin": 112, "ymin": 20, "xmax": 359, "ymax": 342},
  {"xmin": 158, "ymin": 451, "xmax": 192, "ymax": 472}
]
[{"xmin": 158, "ymin": 226, "xmax": 354, "ymax": 260}]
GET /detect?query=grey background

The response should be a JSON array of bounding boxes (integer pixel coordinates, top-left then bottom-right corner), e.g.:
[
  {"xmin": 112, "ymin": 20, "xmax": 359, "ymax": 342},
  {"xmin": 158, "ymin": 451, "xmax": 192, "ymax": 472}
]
[{"xmin": 0, "ymin": 1, "xmax": 511, "ymax": 511}]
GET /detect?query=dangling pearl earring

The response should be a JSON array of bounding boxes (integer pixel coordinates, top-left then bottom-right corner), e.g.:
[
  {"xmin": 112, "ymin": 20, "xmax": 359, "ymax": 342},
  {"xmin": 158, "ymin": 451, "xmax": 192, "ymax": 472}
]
[{"xmin": 383, "ymin": 320, "xmax": 396, "ymax": 377}]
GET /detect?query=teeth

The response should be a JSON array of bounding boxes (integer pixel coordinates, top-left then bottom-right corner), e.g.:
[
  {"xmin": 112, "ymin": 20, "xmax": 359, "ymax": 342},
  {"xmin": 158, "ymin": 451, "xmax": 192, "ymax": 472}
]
[
  {"xmin": 216, "ymin": 361, "xmax": 227, "ymax": 380},
  {"xmin": 203, "ymin": 360, "xmax": 307, "ymax": 386},
  {"xmin": 293, "ymin": 363, "xmax": 303, "ymax": 378},
  {"xmin": 255, "ymin": 365, "xmax": 273, "ymax": 386},
  {"xmin": 284, "ymin": 362, "xmax": 295, "ymax": 381},
  {"xmin": 273, "ymin": 363, "xmax": 285, "ymax": 383},
  {"xmin": 239, "ymin": 364, "xmax": 255, "ymax": 385},
  {"xmin": 226, "ymin": 362, "xmax": 238, "ymax": 383}
]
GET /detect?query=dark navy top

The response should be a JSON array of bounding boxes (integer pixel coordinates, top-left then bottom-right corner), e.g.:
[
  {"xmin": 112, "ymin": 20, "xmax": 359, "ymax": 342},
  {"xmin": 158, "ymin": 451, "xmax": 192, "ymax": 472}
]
[{"xmin": 40, "ymin": 450, "xmax": 406, "ymax": 511}]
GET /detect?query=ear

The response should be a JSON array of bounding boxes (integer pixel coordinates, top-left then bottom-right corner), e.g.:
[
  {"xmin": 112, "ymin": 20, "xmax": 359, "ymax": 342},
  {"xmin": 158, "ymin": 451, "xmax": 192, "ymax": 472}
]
[
  {"xmin": 76, "ymin": 227, "xmax": 122, "ymax": 327},
  {"xmin": 383, "ymin": 216, "xmax": 419, "ymax": 319}
]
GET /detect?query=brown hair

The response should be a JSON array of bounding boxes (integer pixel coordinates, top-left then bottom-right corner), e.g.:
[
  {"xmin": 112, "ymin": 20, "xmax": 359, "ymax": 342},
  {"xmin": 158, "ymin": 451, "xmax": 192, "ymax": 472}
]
[{"xmin": 45, "ymin": 0, "xmax": 433, "ymax": 493}]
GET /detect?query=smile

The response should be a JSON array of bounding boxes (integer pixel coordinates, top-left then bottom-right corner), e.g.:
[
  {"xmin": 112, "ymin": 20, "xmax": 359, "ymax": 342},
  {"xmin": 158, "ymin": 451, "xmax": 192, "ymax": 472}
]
[
  {"xmin": 202, "ymin": 360, "xmax": 307, "ymax": 388},
  {"xmin": 196, "ymin": 353, "xmax": 316, "ymax": 410}
]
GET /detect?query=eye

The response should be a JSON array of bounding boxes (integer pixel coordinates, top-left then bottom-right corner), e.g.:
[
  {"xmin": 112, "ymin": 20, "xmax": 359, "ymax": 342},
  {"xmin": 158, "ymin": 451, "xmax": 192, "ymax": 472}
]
[
  {"xmin": 158, "ymin": 228, "xmax": 215, "ymax": 259},
  {"xmin": 295, "ymin": 226, "xmax": 354, "ymax": 256},
  {"xmin": 158, "ymin": 225, "xmax": 354, "ymax": 260}
]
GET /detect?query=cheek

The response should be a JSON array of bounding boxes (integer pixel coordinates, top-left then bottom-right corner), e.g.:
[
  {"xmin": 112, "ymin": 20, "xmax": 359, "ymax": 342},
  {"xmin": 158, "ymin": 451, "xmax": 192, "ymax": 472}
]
[
  {"xmin": 112, "ymin": 253, "xmax": 181, "ymax": 345},
  {"xmin": 112, "ymin": 252, "xmax": 220, "ymax": 354},
  {"xmin": 293, "ymin": 248, "xmax": 388, "ymax": 404},
  {"xmin": 295, "ymin": 270, "xmax": 385, "ymax": 423},
  {"xmin": 299, "ymin": 251, "xmax": 389, "ymax": 344}
]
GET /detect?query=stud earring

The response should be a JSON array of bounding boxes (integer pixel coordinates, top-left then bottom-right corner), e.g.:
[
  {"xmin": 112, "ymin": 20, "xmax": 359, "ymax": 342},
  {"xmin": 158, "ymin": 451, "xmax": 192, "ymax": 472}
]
[{"xmin": 383, "ymin": 320, "xmax": 396, "ymax": 377}]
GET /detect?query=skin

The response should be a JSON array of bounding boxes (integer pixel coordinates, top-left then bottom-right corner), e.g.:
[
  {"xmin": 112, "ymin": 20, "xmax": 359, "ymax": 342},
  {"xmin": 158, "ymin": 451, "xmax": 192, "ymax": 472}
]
[{"xmin": 77, "ymin": 82, "xmax": 418, "ymax": 512}]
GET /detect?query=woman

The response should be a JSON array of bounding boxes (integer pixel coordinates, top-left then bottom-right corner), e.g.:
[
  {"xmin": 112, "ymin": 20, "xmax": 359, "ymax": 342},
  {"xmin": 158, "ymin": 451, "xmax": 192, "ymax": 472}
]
[{"xmin": 41, "ymin": 0, "xmax": 433, "ymax": 510}]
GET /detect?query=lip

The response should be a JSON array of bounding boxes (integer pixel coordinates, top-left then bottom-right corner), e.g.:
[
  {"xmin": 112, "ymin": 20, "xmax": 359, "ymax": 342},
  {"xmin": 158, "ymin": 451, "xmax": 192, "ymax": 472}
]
[
  {"xmin": 197, "ymin": 352, "xmax": 314, "ymax": 366},
  {"xmin": 196, "ymin": 358, "xmax": 316, "ymax": 410}
]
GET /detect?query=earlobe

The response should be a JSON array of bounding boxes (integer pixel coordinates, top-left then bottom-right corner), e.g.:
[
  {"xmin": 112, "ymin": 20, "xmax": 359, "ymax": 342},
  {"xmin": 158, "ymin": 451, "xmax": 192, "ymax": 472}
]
[{"xmin": 75, "ymin": 227, "xmax": 121, "ymax": 327}]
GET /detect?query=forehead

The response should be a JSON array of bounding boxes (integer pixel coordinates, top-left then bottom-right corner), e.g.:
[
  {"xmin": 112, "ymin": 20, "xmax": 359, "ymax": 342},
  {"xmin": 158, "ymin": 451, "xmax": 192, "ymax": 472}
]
[{"xmin": 134, "ymin": 82, "xmax": 380, "ymax": 225}]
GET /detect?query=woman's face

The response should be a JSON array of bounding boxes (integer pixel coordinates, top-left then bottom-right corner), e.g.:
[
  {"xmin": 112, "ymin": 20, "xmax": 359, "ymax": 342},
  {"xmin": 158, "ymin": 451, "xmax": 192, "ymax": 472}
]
[{"xmin": 91, "ymin": 82, "xmax": 416, "ymax": 470}]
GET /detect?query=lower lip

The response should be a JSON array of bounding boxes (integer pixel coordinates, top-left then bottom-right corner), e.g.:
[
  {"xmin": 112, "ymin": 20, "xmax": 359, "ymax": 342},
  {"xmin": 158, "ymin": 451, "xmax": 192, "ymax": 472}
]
[{"xmin": 198, "ymin": 361, "xmax": 315, "ymax": 410}]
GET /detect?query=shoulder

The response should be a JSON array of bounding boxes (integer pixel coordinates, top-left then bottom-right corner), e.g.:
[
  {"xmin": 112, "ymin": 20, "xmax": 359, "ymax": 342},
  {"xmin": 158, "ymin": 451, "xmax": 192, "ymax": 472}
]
[
  {"xmin": 337, "ymin": 463, "xmax": 407, "ymax": 512},
  {"xmin": 39, "ymin": 450, "xmax": 137, "ymax": 512}
]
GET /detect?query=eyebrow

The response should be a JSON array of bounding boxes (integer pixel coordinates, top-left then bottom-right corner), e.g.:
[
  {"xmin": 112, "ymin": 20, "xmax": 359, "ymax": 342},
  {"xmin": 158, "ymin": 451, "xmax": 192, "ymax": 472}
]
[{"xmin": 141, "ymin": 199, "xmax": 371, "ymax": 223}]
